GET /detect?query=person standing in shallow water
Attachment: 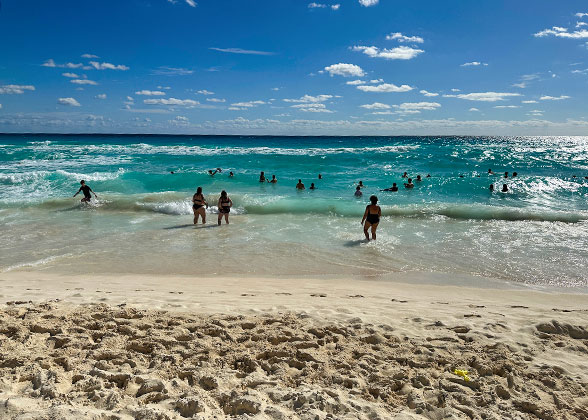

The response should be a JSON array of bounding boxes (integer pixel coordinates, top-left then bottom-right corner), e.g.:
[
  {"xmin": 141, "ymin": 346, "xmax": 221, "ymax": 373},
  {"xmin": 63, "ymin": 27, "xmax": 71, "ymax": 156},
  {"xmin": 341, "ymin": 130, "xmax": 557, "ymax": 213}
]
[
  {"xmin": 192, "ymin": 187, "xmax": 208, "ymax": 224},
  {"xmin": 73, "ymin": 180, "xmax": 97, "ymax": 203},
  {"xmin": 217, "ymin": 190, "xmax": 232, "ymax": 225},
  {"xmin": 361, "ymin": 195, "xmax": 381, "ymax": 241}
]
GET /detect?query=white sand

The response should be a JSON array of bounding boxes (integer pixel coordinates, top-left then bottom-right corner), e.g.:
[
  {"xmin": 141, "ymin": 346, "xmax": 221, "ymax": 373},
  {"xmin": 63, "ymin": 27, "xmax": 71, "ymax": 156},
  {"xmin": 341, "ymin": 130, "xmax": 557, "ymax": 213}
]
[{"xmin": 1, "ymin": 271, "xmax": 587, "ymax": 419}]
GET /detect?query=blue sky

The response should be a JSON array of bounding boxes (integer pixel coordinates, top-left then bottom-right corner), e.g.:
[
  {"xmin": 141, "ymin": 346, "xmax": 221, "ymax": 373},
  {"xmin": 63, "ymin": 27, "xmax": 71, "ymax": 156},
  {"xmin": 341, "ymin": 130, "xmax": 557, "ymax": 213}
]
[{"xmin": 1, "ymin": 0, "xmax": 588, "ymax": 135}]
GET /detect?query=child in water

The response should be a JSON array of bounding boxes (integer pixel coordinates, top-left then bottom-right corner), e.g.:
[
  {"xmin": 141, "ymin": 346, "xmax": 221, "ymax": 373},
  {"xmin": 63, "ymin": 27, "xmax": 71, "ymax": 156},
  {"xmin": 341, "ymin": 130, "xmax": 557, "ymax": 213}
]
[{"xmin": 73, "ymin": 180, "xmax": 97, "ymax": 203}]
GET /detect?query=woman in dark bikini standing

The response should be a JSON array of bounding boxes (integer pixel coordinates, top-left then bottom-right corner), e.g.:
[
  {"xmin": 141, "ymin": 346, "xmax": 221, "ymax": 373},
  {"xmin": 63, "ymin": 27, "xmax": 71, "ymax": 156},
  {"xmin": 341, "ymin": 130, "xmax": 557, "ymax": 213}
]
[
  {"xmin": 192, "ymin": 187, "xmax": 208, "ymax": 224},
  {"xmin": 217, "ymin": 190, "xmax": 233, "ymax": 225},
  {"xmin": 361, "ymin": 195, "xmax": 381, "ymax": 241}
]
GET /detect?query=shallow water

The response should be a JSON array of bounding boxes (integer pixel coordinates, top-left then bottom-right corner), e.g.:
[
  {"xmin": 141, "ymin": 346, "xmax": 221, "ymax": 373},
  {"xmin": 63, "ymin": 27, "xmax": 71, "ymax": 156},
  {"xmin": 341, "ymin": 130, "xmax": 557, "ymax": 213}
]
[{"xmin": 1, "ymin": 134, "xmax": 587, "ymax": 287}]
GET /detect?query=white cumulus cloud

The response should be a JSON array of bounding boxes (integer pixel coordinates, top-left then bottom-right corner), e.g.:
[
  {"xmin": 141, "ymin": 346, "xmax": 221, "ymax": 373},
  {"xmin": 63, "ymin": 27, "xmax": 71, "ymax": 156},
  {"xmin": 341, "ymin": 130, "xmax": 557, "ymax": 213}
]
[
  {"xmin": 197, "ymin": 90, "xmax": 214, "ymax": 95},
  {"xmin": 346, "ymin": 80, "xmax": 366, "ymax": 85},
  {"xmin": 291, "ymin": 103, "xmax": 333, "ymax": 113},
  {"xmin": 89, "ymin": 61, "xmax": 129, "ymax": 71},
  {"xmin": 351, "ymin": 45, "xmax": 424, "ymax": 60},
  {"xmin": 144, "ymin": 98, "xmax": 200, "ymax": 106},
  {"xmin": 62, "ymin": 72, "xmax": 79, "ymax": 78},
  {"xmin": 0, "ymin": 84, "xmax": 36, "ymax": 94},
  {"xmin": 356, "ymin": 83, "xmax": 413, "ymax": 93},
  {"xmin": 522, "ymin": 100, "xmax": 538, "ymax": 104},
  {"xmin": 81, "ymin": 54, "xmax": 99, "ymax": 59},
  {"xmin": 58, "ymin": 97, "xmax": 81, "ymax": 107},
  {"xmin": 443, "ymin": 92, "xmax": 521, "ymax": 102},
  {"xmin": 135, "ymin": 90, "xmax": 166, "ymax": 96},
  {"xmin": 359, "ymin": 0, "xmax": 378, "ymax": 7},
  {"xmin": 386, "ymin": 32, "xmax": 424, "ymax": 43},
  {"xmin": 206, "ymin": 98, "xmax": 226, "ymax": 102},
  {"xmin": 360, "ymin": 102, "xmax": 390, "ymax": 109},
  {"xmin": 324, "ymin": 63, "xmax": 365, "ymax": 77},
  {"xmin": 469, "ymin": 108, "xmax": 480, "ymax": 112},
  {"xmin": 534, "ymin": 26, "xmax": 588, "ymax": 39},
  {"xmin": 420, "ymin": 90, "xmax": 438, "ymax": 97},
  {"xmin": 231, "ymin": 100, "xmax": 267, "ymax": 108}
]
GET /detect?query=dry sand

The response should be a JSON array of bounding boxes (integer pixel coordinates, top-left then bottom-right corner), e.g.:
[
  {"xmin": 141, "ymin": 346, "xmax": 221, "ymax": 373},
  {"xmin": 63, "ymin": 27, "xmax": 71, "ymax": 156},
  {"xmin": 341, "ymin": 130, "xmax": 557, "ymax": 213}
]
[{"xmin": 1, "ymin": 272, "xmax": 587, "ymax": 419}]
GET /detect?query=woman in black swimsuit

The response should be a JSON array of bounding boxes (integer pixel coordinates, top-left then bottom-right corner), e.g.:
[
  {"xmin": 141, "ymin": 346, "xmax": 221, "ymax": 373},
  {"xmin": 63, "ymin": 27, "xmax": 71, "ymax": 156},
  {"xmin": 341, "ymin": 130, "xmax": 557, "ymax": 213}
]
[
  {"xmin": 217, "ymin": 190, "xmax": 233, "ymax": 225},
  {"xmin": 361, "ymin": 195, "xmax": 381, "ymax": 241},
  {"xmin": 192, "ymin": 186, "xmax": 208, "ymax": 224}
]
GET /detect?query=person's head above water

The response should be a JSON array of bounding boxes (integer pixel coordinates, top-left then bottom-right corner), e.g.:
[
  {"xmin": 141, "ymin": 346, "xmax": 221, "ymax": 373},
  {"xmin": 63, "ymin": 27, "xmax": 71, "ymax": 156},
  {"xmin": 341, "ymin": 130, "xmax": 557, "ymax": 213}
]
[
  {"xmin": 407, "ymin": 178, "xmax": 412, "ymax": 183},
  {"xmin": 359, "ymin": 181, "xmax": 363, "ymax": 185},
  {"xmin": 298, "ymin": 179, "xmax": 302, "ymax": 183},
  {"xmin": 369, "ymin": 195, "xmax": 378, "ymax": 205},
  {"xmin": 80, "ymin": 180, "xmax": 85, "ymax": 185},
  {"xmin": 416, "ymin": 175, "xmax": 422, "ymax": 181},
  {"xmin": 513, "ymin": 172, "xmax": 518, "ymax": 177},
  {"xmin": 272, "ymin": 175, "xmax": 276, "ymax": 179},
  {"xmin": 393, "ymin": 183, "xmax": 397, "ymax": 187},
  {"xmin": 196, "ymin": 186, "xmax": 202, "ymax": 194},
  {"xmin": 502, "ymin": 184, "xmax": 508, "ymax": 192},
  {"xmin": 356, "ymin": 186, "xmax": 361, "ymax": 191}
]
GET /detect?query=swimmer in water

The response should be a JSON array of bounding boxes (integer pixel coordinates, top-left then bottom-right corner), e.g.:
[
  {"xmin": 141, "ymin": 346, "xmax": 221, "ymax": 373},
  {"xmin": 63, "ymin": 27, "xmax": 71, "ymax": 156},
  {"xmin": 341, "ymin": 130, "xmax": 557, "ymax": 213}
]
[
  {"xmin": 512, "ymin": 172, "xmax": 518, "ymax": 177},
  {"xmin": 361, "ymin": 195, "xmax": 381, "ymax": 241},
  {"xmin": 404, "ymin": 178, "xmax": 414, "ymax": 189},
  {"xmin": 310, "ymin": 183, "xmax": 316, "ymax": 190},
  {"xmin": 382, "ymin": 183, "xmax": 398, "ymax": 192},
  {"xmin": 192, "ymin": 186, "xmax": 208, "ymax": 224},
  {"xmin": 489, "ymin": 184, "xmax": 494, "ymax": 192},
  {"xmin": 504, "ymin": 172, "xmax": 509, "ymax": 178},
  {"xmin": 73, "ymin": 180, "xmax": 97, "ymax": 203},
  {"xmin": 296, "ymin": 179, "xmax": 305, "ymax": 190},
  {"xmin": 402, "ymin": 172, "xmax": 408, "ymax": 178},
  {"xmin": 318, "ymin": 174, "xmax": 322, "ymax": 180},
  {"xmin": 426, "ymin": 174, "xmax": 431, "ymax": 178},
  {"xmin": 354, "ymin": 186, "xmax": 362, "ymax": 197},
  {"xmin": 217, "ymin": 190, "xmax": 232, "ymax": 225},
  {"xmin": 229, "ymin": 171, "xmax": 234, "ymax": 177},
  {"xmin": 259, "ymin": 171, "xmax": 266, "ymax": 182},
  {"xmin": 416, "ymin": 175, "xmax": 422, "ymax": 182},
  {"xmin": 269, "ymin": 175, "xmax": 277, "ymax": 183},
  {"xmin": 502, "ymin": 184, "xmax": 508, "ymax": 192},
  {"xmin": 358, "ymin": 181, "xmax": 365, "ymax": 189},
  {"xmin": 488, "ymin": 169, "xmax": 494, "ymax": 175}
]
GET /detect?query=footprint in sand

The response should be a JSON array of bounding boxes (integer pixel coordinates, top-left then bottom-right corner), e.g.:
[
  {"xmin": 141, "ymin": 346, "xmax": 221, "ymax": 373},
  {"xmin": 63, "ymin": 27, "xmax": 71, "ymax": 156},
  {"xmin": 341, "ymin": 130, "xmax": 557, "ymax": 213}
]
[
  {"xmin": 275, "ymin": 292, "xmax": 292, "ymax": 296},
  {"xmin": 391, "ymin": 299, "xmax": 408, "ymax": 303},
  {"xmin": 347, "ymin": 295, "xmax": 364, "ymax": 298},
  {"xmin": 241, "ymin": 293, "xmax": 256, "ymax": 297},
  {"xmin": 310, "ymin": 293, "xmax": 327, "ymax": 298},
  {"xmin": 510, "ymin": 305, "xmax": 529, "ymax": 309},
  {"xmin": 209, "ymin": 291, "xmax": 227, "ymax": 294}
]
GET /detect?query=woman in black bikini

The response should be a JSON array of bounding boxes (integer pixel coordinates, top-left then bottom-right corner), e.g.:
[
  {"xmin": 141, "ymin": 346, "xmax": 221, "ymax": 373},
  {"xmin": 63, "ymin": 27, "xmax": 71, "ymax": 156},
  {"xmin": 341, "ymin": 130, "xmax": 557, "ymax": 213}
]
[
  {"xmin": 217, "ymin": 190, "xmax": 233, "ymax": 225},
  {"xmin": 192, "ymin": 186, "xmax": 208, "ymax": 224},
  {"xmin": 361, "ymin": 195, "xmax": 381, "ymax": 241}
]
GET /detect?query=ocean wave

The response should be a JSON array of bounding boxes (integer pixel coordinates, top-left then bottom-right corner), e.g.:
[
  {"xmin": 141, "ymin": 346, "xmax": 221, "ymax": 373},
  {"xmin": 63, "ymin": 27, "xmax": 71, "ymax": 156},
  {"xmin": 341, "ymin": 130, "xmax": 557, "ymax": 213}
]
[{"xmin": 27, "ymin": 195, "xmax": 588, "ymax": 223}]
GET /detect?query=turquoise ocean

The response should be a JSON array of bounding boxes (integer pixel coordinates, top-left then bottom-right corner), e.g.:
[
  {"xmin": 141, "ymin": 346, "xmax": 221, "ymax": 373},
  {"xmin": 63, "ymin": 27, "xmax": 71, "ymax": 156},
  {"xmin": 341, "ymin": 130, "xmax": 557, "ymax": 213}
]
[{"xmin": 1, "ymin": 134, "xmax": 587, "ymax": 288}]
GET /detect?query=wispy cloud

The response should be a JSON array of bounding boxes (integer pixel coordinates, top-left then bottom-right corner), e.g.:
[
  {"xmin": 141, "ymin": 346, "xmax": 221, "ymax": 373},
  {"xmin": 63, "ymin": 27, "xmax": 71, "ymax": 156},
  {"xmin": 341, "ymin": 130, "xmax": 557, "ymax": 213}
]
[
  {"xmin": 0, "ymin": 84, "xmax": 35, "ymax": 94},
  {"xmin": 360, "ymin": 102, "xmax": 390, "ymax": 109},
  {"xmin": 168, "ymin": 0, "xmax": 197, "ymax": 7},
  {"xmin": 351, "ymin": 45, "xmax": 424, "ymax": 60},
  {"xmin": 71, "ymin": 79, "xmax": 98, "ymax": 85},
  {"xmin": 62, "ymin": 72, "xmax": 79, "ymax": 78},
  {"xmin": 308, "ymin": 3, "xmax": 340, "ymax": 10},
  {"xmin": 386, "ymin": 32, "xmax": 424, "ymax": 43},
  {"xmin": 206, "ymin": 98, "xmax": 226, "ymax": 103},
  {"xmin": 443, "ymin": 92, "xmax": 521, "ymax": 102},
  {"xmin": 152, "ymin": 67, "xmax": 194, "ymax": 76},
  {"xmin": 494, "ymin": 105, "xmax": 519, "ymax": 109},
  {"xmin": 81, "ymin": 53, "xmax": 99, "ymax": 59},
  {"xmin": 540, "ymin": 95, "xmax": 570, "ymax": 100},
  {"xmin": 291, "ymin": 103, "xmax": 333, "ymax": 113},
  {"xmin": 58, "ymin": 97, "xmax": 81, "ymax": 107},
  {"xmin": 196, "ymin": 90, "xmax": 214, "ymax": 95},
  {"xmin": 534, "ymin": 25, "xmax": 588, "ymax": 39},
  {"xmin": 231, "ymin": 100, "xmax": 267, "ymax": 108},
  {"xmin": 96, "ymin": 94, "xmax": 107, "ymax": 99},
  {"xmin": 210, "ymin": 47, "xmax": 275, "ymax": 55},
  {"xmin": 461, "ymin": 61, "xmax": 488, "ymax": 67},
  {"xmin": 324, "ymin": 63, "xmax": 365, "ymax": 77},
  {"xmin": 283, "ymin": 94, "xmax": 333, "ymax": 103}
]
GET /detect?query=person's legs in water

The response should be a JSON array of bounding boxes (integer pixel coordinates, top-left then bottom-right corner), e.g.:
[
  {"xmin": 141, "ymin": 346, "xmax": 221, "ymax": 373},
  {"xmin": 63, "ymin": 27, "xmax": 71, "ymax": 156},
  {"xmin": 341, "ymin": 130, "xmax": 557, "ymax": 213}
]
[
  {"xmin": 224, "ymin": 212, "xmax": 229, "ymax": 225},
  {"xmin": 363, "ymin": 221, "xmax": 372, "ymax": 240},
  {"xmin": 193, "ymin": 207, "xmax": 200, "ymax": 224},
  {"xmin": 199, "ymin": 207, "xmax": 206, "ymax": 224},
  {"xmin": 370, "ymin": 222, "xmax": 379, "ymax": 240},
  {"xmin": 218, "ymin": 212, "xmax": 223, "ymax": 225}
]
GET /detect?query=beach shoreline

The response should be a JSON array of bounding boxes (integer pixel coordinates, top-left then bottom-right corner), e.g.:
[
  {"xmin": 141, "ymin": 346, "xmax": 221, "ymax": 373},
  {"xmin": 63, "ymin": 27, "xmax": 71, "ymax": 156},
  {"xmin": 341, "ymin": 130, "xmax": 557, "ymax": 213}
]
[{"xmin": 1, "ymin": 272, "xmax": 588, "ymax": 419}]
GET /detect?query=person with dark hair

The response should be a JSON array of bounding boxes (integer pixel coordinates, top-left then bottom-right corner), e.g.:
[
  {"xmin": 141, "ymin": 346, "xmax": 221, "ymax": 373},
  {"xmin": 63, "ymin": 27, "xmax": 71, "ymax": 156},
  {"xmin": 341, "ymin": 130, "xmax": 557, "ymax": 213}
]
[
  {"xmin": 404, "ymin": 178, "xmax": 414, "ymax": 188},
  {"xmin": 229, "ymin": 171, "xmax": 234, "ymax": 177},
  {"xmin": 402, "ymin": 172, "xmax": 408, "ymax": 178},
  {"xmin": 296, "ymin": 179, "xmax": 305, "ymax": 190},
  {"xmin": 361, "ymin": 195, "xmax": 381, "ymax": 241},
  {"xmin": 502, "ymin": 184, "xmax": 509, "ymax": 192},
  {"xmin": 488, "ymin": 169, "xmax": 494, "ymax": 175},
  {"xmin": 357, "ymin": 181, "xmax": 365, "ymax": 189},
  {"xmin": 416, "ymin": 175, "xmax": 422, "ymax": 182},
  {"xmin": 217, "ymin": 190, "xmax": 232, "ymax": 225},
  {"xmin": 73, "ymin": 180, "xmax": 97, "ymax": 203},
  {"xmin": 309, "ymin": 183, "xmax": 316, "ymax": 190},
  {"xmin": 192, "ymin": 186, "xmax": 208, "ymax": 224},
  {"xmin": 269, "ymin": 174, "xmax": 277, "ymax": 183},
  {"xmin": 504, "ymin": 172, "xmax": 509, "ymax": 178},
  {"xmin": 259, "ymin": 171, "xmax": 266, "ymax": 182},
  {"xmin": 489, "ymin": 184, "xmax": 494, "ymax": 192},
  {"xmin": 512, "ymin": 172, "xmax": 518, "ymax": 177},
  {"xmin": 354, "ymin": 186, "xmax": 362, "ymax": 197},
  {"xmin": 382, "ymin": 183, "xmax": 398, "ymax": 192},
  {"xmin": 318, "ymin": 174, "xmax": 322, "ymax": 180}
]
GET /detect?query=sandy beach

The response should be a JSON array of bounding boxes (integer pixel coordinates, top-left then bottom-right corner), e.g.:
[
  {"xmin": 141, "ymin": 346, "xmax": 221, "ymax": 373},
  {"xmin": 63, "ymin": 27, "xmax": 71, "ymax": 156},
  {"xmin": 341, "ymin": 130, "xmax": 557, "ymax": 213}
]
[{"xmin": 1, "ymin": 272, "xmax": 587, "ymax": 419}]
